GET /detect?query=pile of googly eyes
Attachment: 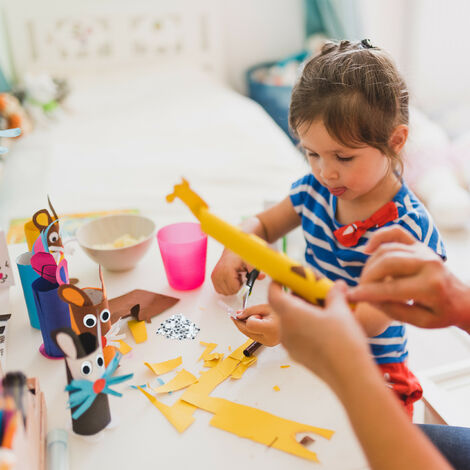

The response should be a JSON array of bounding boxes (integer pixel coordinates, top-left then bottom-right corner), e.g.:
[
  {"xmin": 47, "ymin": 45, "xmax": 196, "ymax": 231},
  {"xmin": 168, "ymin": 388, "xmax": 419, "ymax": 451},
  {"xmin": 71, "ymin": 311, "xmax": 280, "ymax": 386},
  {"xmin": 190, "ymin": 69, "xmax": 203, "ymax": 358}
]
[{"xmin": 156, "ymin": 314, "xmax": 200, "ymax": 340}]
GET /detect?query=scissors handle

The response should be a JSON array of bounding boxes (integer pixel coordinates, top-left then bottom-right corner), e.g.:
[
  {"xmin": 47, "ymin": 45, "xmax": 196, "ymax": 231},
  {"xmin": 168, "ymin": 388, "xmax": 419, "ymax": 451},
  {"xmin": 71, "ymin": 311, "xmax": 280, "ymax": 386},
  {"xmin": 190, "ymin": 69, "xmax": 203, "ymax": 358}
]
[{"xmin": 246, "ymin": 269, "xmax": 260, "ymax": 292}]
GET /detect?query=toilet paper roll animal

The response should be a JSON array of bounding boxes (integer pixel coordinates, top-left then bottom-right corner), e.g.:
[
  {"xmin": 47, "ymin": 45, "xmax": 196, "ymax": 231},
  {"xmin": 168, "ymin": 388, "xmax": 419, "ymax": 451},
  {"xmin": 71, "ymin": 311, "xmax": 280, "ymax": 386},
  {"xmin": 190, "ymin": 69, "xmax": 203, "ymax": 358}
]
[{"xmin": 51, "ymin": 327, "xmax": 133, "ymax": 436}]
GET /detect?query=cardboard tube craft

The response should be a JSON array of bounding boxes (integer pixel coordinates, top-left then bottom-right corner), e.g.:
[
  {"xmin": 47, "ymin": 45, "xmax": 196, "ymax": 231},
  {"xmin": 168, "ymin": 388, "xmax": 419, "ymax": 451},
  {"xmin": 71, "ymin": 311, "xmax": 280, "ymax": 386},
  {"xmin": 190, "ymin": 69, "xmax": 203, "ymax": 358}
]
[
  {"xmin": 51, "ymin": 326, "xmax": 133, "ymax": 436},
  {"xmin": 57, "ymin": 268, "xmax": 121, "ymax": 366}
]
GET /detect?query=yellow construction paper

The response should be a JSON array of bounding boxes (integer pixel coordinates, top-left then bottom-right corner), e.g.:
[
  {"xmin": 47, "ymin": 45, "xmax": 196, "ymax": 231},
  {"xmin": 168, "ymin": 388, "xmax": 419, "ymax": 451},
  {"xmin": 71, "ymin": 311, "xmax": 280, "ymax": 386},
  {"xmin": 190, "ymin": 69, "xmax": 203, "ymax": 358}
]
[
  {"xmin": 145, "ymin": 357, "xmax": 182, "ymax": 376},
  {"xmin": 137, "ymin": 387, "xmax": 195, "ymax": 433},
  {"xmin": 128, "ymin": 319, "xmax": 147, "ymax": 343},
  {"xmin": 231, "ymin": 356, "xmax": 257, "ymax": 379},
  {"xmin": 280, "ymin": 365, "xmax": 290, "ymax": 369},
  {"xmin": 166, "ymin": 179, "xmax": 334, "ymax": 305},
  {"xmin": 117, "ymin": 340, "xmax": 132, "ymax": 355},
  {"xmin": 182, "ymin": 391, "xmax": 334, "ymax": 462},
  {"xmin": 273, "ymin": 385, "xmax": 280, "ymax": 392},
  {"xmin": 150, "ymin": 369, "xmax": 198, "ymax": 393},
  {"xmin": 203, "ymin": 357, "xmax": 222, "ymax": 368},
  {"xmin": 198, "ymin": 342, "xmax": 217, "ymax": 361},
  {"xmin": 140, "ymin": 340, "xmax": 252, "ymax": 433}
]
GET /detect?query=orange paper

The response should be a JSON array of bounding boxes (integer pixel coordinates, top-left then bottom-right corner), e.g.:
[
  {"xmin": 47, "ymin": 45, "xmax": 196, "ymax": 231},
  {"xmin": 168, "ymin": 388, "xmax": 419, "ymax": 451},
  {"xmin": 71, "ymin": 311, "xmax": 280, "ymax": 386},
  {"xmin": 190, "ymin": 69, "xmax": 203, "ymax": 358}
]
[{"xmin": 144, "ymin": 357, "xmax": 182, "ymax": 375}]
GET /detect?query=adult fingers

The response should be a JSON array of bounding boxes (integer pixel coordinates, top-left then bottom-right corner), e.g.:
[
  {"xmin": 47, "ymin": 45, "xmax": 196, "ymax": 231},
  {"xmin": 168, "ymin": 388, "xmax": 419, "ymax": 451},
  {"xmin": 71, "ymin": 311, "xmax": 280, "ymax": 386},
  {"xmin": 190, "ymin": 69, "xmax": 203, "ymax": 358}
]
[
  {"xmin": 359, "ymin": 253, "xmax": 423, "ymax": 284},
  {"xmin": 349, "ymin": 276, "xmax": 429, "ymax": 305},
  {"xmin": 364, "ymin": 226, "xmax": 416, "ymax": 254},
  {"xmin": 370, "ymin": 301, "xmax": 442, "ymax": 329}
]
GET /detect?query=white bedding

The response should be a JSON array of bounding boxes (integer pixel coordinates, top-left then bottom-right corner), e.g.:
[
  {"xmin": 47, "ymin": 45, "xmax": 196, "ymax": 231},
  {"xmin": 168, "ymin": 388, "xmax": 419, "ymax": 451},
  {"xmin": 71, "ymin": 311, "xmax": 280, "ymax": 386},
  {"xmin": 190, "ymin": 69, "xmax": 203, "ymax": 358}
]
[{"xmin": 0, "ymin": 65, "xmax": 306, "ymax": 229}]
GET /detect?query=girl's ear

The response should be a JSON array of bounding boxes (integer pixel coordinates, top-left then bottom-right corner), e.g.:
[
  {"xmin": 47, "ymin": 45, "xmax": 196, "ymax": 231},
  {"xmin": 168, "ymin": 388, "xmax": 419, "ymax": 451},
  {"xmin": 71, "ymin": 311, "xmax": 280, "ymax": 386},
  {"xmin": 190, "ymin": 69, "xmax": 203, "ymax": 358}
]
[
  {"xmin": 389, "ymin": 124, "xmax": 408, "ymax": 154},
  {"xmin": 58, "ymin": 284, "xmax": 92, "ymax": 307},
  {"xmin": 52, "ymin": 328, "xmax": 81, "ymax": 359},
  {"xmin": 32, "ymin": 209, "xmax": 53, "ymax": 232}
]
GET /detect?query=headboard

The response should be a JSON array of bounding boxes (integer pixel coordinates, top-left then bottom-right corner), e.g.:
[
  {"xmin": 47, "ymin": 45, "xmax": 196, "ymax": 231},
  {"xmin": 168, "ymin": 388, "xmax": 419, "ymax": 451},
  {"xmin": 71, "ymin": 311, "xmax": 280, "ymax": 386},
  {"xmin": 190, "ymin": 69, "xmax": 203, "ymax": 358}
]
[{"xmin": 2, "ymin": 0, "xmax": 224, "ymax": 80}]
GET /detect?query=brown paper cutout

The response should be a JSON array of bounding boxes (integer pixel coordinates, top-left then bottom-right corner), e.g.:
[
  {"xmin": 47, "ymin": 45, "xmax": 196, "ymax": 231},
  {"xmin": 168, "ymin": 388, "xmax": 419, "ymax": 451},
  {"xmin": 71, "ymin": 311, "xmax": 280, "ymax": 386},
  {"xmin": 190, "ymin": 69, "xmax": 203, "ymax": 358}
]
[{"xmin": 109, "ymin": 289, "xmax": 179, "ymax": 323}]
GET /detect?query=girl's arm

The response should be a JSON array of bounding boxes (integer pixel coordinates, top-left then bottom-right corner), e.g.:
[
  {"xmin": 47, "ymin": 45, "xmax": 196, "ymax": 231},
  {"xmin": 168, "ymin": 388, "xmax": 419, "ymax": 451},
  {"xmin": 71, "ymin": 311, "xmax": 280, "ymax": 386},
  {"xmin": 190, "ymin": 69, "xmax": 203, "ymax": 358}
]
[
  {"xmin": 354, "ymin": 302, "xmax": 391, "ymax": 337},
  {"xmin": 211, "ymin": 197, "xmax": 300, "ymax": 295},
  {"xmin": 268, "ymin": 282, "xmax": 453, "ymax": 470}
]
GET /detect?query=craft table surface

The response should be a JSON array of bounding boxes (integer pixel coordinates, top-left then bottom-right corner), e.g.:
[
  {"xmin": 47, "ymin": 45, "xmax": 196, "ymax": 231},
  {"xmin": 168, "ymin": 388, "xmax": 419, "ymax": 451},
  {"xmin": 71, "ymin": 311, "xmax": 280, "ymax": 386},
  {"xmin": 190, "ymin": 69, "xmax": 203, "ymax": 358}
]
[{"xmin": 7, "ymin": 238, "xmax": 369, "ymax": 470}]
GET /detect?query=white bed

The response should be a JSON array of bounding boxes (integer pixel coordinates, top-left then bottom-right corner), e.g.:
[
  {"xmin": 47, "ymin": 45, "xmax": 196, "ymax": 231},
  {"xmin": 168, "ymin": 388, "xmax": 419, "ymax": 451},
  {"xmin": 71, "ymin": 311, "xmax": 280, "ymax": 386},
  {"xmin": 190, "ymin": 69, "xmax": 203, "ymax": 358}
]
[{"xmin": 0, "ymin": 0, "xmax": 306, "ymax": 229}]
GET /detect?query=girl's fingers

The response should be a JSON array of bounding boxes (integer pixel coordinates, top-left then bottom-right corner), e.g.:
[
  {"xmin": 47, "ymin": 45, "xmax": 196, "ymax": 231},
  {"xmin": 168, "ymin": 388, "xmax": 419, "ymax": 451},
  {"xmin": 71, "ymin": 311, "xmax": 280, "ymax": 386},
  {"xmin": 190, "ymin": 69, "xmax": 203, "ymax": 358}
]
[
  {"xmin": 231, "ymin": 318, "xmax": 264, "ymax": 342},
  {"xmin": 236, "ymin": 304, "xmax": 271, "ymax": 320},
  {"xmin": 364, "ymin": 226, "xmax": 416, "ymax": 254}
]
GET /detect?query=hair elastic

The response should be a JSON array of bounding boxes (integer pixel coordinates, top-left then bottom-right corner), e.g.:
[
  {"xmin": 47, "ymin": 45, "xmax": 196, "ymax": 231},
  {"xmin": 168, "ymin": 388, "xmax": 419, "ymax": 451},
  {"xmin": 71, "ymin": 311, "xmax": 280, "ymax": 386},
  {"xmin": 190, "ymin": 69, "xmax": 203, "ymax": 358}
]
[{"xmin": 361, "ymin": 39, "xmax": 374, "ymax": 49}]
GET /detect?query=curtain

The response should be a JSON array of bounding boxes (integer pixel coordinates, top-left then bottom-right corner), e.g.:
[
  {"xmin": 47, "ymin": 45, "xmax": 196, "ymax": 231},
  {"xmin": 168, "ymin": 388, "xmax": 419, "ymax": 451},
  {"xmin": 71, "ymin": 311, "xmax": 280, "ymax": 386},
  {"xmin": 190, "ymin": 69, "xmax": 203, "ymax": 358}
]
[{"xmin": 304, "ymin": 0, "xmax": 362, "ymax": 40}]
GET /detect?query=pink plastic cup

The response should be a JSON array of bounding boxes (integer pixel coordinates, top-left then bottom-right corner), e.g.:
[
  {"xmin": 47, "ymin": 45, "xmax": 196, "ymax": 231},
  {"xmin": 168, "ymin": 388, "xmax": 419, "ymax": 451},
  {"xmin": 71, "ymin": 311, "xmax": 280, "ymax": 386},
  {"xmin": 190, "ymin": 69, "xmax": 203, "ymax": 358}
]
[{"xmin": 157, "ymin": 222, "xmax": 208, "ymax": 290}]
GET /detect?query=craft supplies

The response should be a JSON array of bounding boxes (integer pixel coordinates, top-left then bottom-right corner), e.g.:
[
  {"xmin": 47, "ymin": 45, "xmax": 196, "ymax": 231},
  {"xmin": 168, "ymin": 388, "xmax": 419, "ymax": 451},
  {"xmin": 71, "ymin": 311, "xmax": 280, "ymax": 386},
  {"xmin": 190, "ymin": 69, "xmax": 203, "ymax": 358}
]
[
  {"xmin": 16, "ymin": 252, "xmax": 41, "ymax": 329},
  {"xmin": 156, "ymin": 314, "xmax": 200, "ymax": 340},
  {"xmin": 243, "ymin": 341, "xmax": 263, "ymax": 358},
  {"xmin": 157, "ymin": 222, "xmax": 207, "ymax": 290}
]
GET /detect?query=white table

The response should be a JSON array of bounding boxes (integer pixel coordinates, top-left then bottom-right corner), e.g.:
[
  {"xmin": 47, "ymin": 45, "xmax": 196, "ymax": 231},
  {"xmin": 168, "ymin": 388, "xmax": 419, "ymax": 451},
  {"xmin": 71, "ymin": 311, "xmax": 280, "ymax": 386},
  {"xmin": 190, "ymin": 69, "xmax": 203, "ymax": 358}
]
[{"xmin": 7, "ymin": 237, "xmax": 369, "ymax": 470}]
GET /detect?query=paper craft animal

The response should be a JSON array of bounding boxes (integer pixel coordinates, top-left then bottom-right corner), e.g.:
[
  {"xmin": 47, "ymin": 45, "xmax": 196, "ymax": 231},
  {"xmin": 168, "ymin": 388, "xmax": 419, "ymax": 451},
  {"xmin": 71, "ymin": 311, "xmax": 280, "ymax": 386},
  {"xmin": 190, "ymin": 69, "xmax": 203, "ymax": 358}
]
[
  {"xmin": 57, "ymin": 268, "xmax": 123, "ymax": 365},
  {"xmin": 52, "ymin": 327, "xmax": 133, "ymax": 436},
  {"xmin": 31, "ymin": 197, "xmax": 69, "ymax": 285}
]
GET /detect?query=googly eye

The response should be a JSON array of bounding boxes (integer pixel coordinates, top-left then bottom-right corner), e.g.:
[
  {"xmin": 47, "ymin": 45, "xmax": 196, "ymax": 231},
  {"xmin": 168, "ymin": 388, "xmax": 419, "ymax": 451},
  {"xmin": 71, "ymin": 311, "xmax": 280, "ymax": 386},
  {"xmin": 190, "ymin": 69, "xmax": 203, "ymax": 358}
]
[
  {"xmin": 100, "ymin": 309, "xmax": 110, "ymax": 323},
  {"xmin": 48, "ymin": 231, "xmax": 59, "ymax": 244},
  {"xmin": 81, "ymin": 361, "xmax": 92, "ymax": 376},
  {"xmin": 83, "ymin": 314, "xmax": 97, "ymax": 328},
  {"xmin": 96, "ymin": 354, "xmax": 104, "ymax": 368}
]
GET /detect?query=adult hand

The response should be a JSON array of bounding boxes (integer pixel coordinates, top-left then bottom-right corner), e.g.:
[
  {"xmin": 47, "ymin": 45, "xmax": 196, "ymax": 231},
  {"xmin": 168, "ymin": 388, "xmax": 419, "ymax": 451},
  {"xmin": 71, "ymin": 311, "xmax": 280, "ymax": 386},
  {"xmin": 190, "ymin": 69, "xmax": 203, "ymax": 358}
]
[
  {"xmin": 348, "ymin": 226, "xmax": 470, "ymax": 332},
  {"xmin": 268, "ymin": 281, "xmax": 372, "ymax": 392}
]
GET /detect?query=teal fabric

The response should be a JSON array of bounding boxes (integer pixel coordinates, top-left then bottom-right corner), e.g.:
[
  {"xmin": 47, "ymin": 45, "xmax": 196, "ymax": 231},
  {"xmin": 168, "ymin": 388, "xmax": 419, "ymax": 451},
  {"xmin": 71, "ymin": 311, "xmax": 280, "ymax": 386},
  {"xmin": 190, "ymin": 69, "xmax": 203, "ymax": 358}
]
[{"xmin": 304, "ymin": 0, "xmax": 362, "ymax": 40}]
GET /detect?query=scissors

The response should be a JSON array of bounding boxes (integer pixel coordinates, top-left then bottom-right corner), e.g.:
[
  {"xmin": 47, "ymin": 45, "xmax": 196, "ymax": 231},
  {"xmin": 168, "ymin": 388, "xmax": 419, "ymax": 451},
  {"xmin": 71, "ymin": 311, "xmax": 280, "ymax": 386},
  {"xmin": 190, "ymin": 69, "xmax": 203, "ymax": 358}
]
[{"xmin": 240, "ymin": 269, "xmax": 263, "ymax": 357}]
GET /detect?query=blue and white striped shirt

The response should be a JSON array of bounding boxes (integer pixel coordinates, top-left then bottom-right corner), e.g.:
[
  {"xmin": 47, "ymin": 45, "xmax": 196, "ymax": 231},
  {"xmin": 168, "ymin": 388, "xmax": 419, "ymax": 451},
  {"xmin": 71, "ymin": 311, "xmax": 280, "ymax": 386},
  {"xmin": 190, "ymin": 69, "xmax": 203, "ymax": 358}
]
[{"xmin": 289, "ymin": 173, "xmax": 446, "ymax": 364}]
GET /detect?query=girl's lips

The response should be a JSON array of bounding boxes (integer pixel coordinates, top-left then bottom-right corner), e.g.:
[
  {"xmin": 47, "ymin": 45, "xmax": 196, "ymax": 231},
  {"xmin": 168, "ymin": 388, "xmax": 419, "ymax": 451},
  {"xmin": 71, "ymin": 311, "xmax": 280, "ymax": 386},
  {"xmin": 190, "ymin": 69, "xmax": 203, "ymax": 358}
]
[{"xmin": 328, "ymin": 186, "xmax": 347, "ymax": 196}]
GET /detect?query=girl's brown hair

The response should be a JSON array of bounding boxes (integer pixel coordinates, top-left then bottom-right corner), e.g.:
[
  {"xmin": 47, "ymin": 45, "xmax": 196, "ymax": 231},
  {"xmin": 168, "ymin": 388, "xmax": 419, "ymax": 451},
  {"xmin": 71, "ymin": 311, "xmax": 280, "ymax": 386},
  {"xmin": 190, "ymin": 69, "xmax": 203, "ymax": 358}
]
[{"xmin": 289, "ymin": 40, "xmax": 409, "ymax": 174}]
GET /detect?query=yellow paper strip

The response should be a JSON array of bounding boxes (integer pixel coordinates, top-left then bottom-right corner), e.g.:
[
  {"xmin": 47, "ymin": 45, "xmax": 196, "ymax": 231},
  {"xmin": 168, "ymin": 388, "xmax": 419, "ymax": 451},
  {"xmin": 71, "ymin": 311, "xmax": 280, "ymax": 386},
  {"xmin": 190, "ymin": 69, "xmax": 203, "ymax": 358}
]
[
  {"xmin": 273, "ymin": 385, "xmax": 280, "ymax": 392},
  {"xmin": 117, "ymin": 340, "xmax": 132, "ymax": 355},
  {"xmin": 182, "ymin": 391, "xmax": 334, "ymax": 462},
  {"xmin": 145, "ymin": 357, "xmax": 182, "ymax": 376},
  {"xmin": 128, "ymin": 319, "xmax": 147, "ymax": 343},
  {"xmin": 280, "ymin": 365, "xmax": 290, "ymax": 369},
  {"xmin": 203, "ymin": 357, "xmax": 222, "ymax": 368},
  {"xmin": 150, "ymin": 369, "xmax": 198, "ymax": 393},
  {"xmin": 198, "ymin": 342, "xmax": 217, "ymax": 361},
  {"xmin": 231, "ymin": 356, "xmax": 257, "ymax": 379}
]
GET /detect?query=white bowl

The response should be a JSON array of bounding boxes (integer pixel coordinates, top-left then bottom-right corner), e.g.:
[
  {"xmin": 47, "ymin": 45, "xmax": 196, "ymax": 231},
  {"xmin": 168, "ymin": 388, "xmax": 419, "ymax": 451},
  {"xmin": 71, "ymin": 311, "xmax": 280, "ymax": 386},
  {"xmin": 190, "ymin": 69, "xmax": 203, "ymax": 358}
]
[{"xmin": 76, "ymin": 214, "xmax": 156, "ymax": 271}]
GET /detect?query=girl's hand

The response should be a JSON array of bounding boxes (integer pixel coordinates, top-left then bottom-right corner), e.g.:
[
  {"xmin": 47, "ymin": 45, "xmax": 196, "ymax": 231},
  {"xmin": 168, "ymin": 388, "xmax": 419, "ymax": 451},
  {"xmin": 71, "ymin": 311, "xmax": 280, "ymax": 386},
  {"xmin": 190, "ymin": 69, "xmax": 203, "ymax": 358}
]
[
  {"xmin": 211, "ymin": 249, "xmax": 265, "ymax": 295},
  {"xmin": 268, "ymin": 281, "xmax": 371, "ymax": 392},
  {"xmin": 232, "ymin": 304, "xmax": 280, "ymax": 346},
  {"xmin": 348, "ymin": 226, "xmax": 470, "ymax": 332}
]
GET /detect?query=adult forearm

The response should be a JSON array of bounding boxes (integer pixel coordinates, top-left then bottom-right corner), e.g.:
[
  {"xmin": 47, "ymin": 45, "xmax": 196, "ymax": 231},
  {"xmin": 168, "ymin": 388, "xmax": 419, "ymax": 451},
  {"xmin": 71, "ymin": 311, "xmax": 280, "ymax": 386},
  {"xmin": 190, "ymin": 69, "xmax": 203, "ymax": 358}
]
[{"xmin": 333, "ymin": 358, "xmax": 453, "ymax": 470}]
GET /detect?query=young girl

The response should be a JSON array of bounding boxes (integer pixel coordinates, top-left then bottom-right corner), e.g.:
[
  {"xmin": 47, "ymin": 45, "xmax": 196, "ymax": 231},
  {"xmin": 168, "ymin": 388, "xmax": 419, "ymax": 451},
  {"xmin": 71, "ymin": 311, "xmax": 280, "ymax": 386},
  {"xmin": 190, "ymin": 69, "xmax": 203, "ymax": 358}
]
[{"xmin": 211, "ymin": 39, "xmax": 446, "ymax": 418}]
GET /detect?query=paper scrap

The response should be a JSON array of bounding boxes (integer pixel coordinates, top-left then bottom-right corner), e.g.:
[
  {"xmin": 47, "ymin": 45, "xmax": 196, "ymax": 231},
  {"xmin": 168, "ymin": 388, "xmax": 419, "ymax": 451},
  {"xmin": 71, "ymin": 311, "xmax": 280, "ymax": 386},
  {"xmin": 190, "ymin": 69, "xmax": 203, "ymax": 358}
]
[
  {"xmin": 145, "ymin": 357, "xmax": 182, "ymax": 376},
  {"xmin": 231, "ymin": 356, "xmax": 257, "ymax": 379},
  {"xmin": 109, "ymin": 289, "xmax": 179, "ymax": 323},
  {"xmin": 128, "ymin": 319, "xmax": 147, "ymax": 343},
  {"xmin": 181, "ymin": 391, "xmax": 334, "ymax": 462},
  {"xmin": 273, "ymin": 385, "xmax": 280, "ymax": 392},
  {"xmin": 150, "ymin": 369, "xmax": 198, "ymax": 393},
  {"xmin": 198, "ymin": 342, "xmax": 217, "ymax": 361},
  {"xmin": 280, "ymin": 365, "xmax": 290, "ymax": 369},
  {"xmin": 117, "ymin": 340, "xmax": 132, "ymax": 355},
  {"xmin": 203, "ymin": 357, "xmax": 223, "ymax": 368},
  {"xmin": 139, "ymin": 339, "xmax": 252, "ymax": 433}
]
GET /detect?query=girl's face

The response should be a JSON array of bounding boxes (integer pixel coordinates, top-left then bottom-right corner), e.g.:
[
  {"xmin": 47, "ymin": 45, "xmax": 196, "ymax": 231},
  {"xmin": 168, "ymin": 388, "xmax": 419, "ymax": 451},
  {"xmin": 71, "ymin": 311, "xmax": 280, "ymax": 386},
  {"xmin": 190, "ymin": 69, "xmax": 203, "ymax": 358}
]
[{"xmin": 299, "ymin": 120, "xmax": 392, "ymax": 202}]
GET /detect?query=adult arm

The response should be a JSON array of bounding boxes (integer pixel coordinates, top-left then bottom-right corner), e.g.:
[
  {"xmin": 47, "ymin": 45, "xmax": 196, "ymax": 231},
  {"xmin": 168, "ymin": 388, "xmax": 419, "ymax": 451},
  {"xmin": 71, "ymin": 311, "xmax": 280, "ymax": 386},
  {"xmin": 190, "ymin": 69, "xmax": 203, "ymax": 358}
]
[
  {"xmin": 348, "ymin": 226, "xmax": 470, "ymax": 333},
  {"xmin": 268, "ymin": 282, "xmax": 453, "ymax": 470}
]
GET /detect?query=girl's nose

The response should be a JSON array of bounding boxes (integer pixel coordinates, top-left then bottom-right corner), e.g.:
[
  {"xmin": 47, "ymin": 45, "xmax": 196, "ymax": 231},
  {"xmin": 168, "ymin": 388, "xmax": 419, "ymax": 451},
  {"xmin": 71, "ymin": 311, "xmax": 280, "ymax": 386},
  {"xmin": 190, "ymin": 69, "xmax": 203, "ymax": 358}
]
[{"xmin": 320, "ymin": 162, "xmax": 338, "ymax": 181}]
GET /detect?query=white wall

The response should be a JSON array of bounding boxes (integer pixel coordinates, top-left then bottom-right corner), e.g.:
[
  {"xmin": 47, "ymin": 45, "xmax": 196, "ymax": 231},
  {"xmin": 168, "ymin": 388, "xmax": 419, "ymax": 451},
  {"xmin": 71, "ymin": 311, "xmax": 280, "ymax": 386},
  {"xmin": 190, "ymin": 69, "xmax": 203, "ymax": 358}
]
[
  {"xmin": 220, "ymin": 0, "xmax": 304, "ymax": 93},
  {"xmin": 0, "ymin": 3, "xmax": 13, "ymax": 83}
]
